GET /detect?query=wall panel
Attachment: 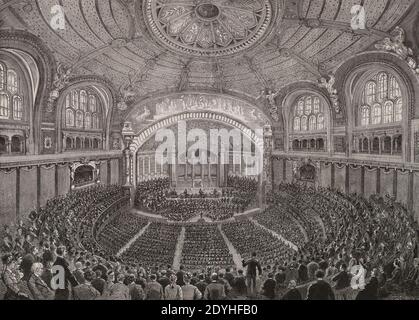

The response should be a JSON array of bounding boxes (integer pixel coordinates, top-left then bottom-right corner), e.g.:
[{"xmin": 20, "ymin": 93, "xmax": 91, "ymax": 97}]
[
  {"xmin": 272, "ymin": 158, "xmax": 283, "ymax": 185},
  {"xmin": 349, "ymin": 166, "xmax": 362, "ymax": 194},
  {"xmin": 40, "ymin": 165, "xmax": 55, "ymax": 207},
  {"xmin": 380, "ymin": 169, "xmax": 394, "ymax": 197},
  {"xmin": 111, "ymin": 159, "xmax": 119, "ymax": 184},
  {"xmin": 0, "ymin": 170, "xmax": 17, "ymax": 225},
  {"xmin": 19, "ymin": 167, "xmax": 37, "ymax": 219},
  {"xmin": 397, "ymin": 171, "xmax": 409, "ymax": 206},
  {"xmin": 285, "ymin": 160, "xmax": 293, "ymax": 182},
  {"xmin": 58, "ymin": 165, "xmax": 70, "ymax": 196},
  {"xmin": 334, "ymin": 164, "xmax": 346, "ymax": 193},
  {"xmin": 364, "ymin": 168, "xmax": 377, "ymax": 198},
  {"xmin": 319, "ymin": 163, "xmax": 331, "ymax": 188},
  {"xmin": 100, "ymin": 161, "xmax": 108, "ymax": 185}
]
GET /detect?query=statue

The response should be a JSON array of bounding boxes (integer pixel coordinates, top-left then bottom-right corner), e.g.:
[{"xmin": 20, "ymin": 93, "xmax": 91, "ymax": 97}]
[
  {"xmin": 375, "ymin": 26, "xmax": 419, "ymax": 76},
  {"xmin": 258, "ymin": 89, "xmax": 280, "ymax": 121},
  {"xmin": 46, "ymin": 63, "xmax": 72, "ymax": 112},
  {"xmin": 318, "ymin": 74, "xmax": 341, "ymax": 114}
]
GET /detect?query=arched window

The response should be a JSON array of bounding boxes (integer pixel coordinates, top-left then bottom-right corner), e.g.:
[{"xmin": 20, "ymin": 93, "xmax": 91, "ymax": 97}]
[
  {"xmin": 76, "ymin": 111, "xmax": 83, "ymax": 128},
  {"xmin": 71, "ymin": 91, "xmax": 79, "ymax": 109},
  {"xmin": 80, "ymin": 90, "xmax": 87, "ymax": 111},
  {"xmin": 66, "ymin": 109, "xmax": 75, "ymax": 127},
  {"xmin": 7, "ymin": 70, "xmax": 18, "ymax": 93},
  {"xmin": 85, "ymin": 113, "xmax": 91, "ymax": 129},
  {"xmin": 360, "ymin": 72, "xmax": 403, "ymax": 127},
  {"xmin": 377, "ymin": 73, "xmax": 388, "ymax": 101},
  {"xmin": 365, "ymin": 82, "xmax": 376, "ymax": 105},
  {"xmin": 0, "ymin": 64, "xmax": 4, "ymax": 90},
  {"xmin": 0, "ymin": 93, "xmax": 9, "ymax": 118},
  {"xmin": 0, "ymin": 61, "xmax": 26, "ymax": 122},
  {"xmin": 64, "ymin": 89, "xmax": 102, "ymax": 130},
  {"xmin": 92, "ymin": 113, "xmax": 99, "ymax": 129},
  {"xmin": 293, "ymin": 117, "xmax": 300, "ymax": 131},
  {"xmin": 293, "ymin": 95, "xmax": 325, "ymax": 132},
  {"xmin": 383, "ymin": 101, "xmax": 394, "ymax": 124},
  {"xmin": 317, "ymin": 114, "xmax": 324, "ymax": 130},
  {"xmin": 0, "ymin": 136, "xmax": 6, "ymax": 153},
  {"xmin": 309, "ymin": 115, "xmax": 316, "ymax": 131},
  {"xmin": 360, "ymin": 106, "xmax": 370, "ymax": 126},
  {"xmin": 89, "ymin": 95, "xmax": 97, "ymax": 112},
  {"xmin": 12, "ymin": 96, "xmax": 23, "ymax": 120},
  {"xmin": 300, "ymin": 115, "xmax": 308, "ymax": 131},
  {"xmin": 372, "ymin": 104, "xmax": 382, "ymax": 125}
]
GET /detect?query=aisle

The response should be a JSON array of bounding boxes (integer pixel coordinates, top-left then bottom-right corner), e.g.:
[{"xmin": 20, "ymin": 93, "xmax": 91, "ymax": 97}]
[
  {"xmin": 172, "ymin": 227, "xmax": 186, "ymax": 270},
  {"xmin": 116, "ymin": 222, "xmax": 151, "ymax": 257},
  {"xmin": 218, "ymin": 224, "xmax": 243, "ymax": 270}
]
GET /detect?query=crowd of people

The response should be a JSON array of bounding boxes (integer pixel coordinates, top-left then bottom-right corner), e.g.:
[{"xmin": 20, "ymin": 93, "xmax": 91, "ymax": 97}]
[
  {"xmin": 181, "ymin": 224, "xmax": 234, "ymax": 271},
  {"xmin": 0, "ymin": 179, "xmax": 418, "ymax": 300},
  {"xmin": 134, "ymin": 177, "xmax": 258, "ymax": 221}
]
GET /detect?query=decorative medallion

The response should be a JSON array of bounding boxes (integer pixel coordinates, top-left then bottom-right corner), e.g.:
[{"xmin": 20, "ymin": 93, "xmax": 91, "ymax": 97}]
[{"xmin": 143, "ymin": 0, "xmax": 273, "ymax": 57}]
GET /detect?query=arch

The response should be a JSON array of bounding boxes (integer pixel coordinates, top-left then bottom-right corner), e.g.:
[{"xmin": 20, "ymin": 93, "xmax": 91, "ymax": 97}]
[
  {"xmin": 383, "ymin": 136, "xmax": 392, "ymax": 154},
  {"xmin": 335, "ymin": 52, "xmax": 418, "ymax": 162},
  {"xmin": 129, "ymin": 111, "xmax": 263, "ymax": 154},
  {"xmin": 0, "ymin": 30, "xmax": 55, "ymax": 154},
  {"xmin": 55, "ymin": 76, "xmax": 118, "ymax": 153},
  {"xmin": 278, "ymin": 82, "xmax": 333, "ymax": 153},
  {"xmin": 0, "ymin": 135, "xmax": 6, "ymax": 153},
  {"xmin": 10, "ymin": 135, "xmax": 22, "ymax": 153}
]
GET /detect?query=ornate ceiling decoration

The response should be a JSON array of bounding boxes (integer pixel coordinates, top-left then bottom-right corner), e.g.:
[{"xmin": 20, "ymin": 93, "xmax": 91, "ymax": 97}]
[{"xmin": 143, "ymin": 0, "xmax": 274, "ymax": 57}]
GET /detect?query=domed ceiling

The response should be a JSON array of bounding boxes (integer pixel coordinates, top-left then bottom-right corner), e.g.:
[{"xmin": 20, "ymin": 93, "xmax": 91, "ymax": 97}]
[
  {"xmin": 143, "ymin": 0, "xmax": 274, "ymax": 57},
  {"xmin": 0, "ymin": 0, "xmax": 416, "ymax": 124}
]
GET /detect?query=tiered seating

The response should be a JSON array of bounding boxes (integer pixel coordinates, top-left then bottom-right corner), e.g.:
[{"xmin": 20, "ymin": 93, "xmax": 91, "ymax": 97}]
[
  {"xmin": 120, "ymin": 222, "xmax": 181, "ymax": 267},
  {"xmin": 181, "ymin": 224, "xmax": 234, "ymax": 271},
  {"xmin": 97, "ymin": 212, "xmax": 149, "ymax": 255},
  {"xmin": 255, "ymin": 207, "xmax": 307, "ymax": 247},
  {"xmin": 222, "ymin": 220, "xmax": 296, "ymax": 266}
]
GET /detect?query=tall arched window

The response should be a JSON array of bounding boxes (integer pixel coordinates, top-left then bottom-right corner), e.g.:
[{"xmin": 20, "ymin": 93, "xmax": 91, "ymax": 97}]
[
  {"xmin": 7, "ymin": 70, "xmax": 18, "ymax": 93},
  {"xmin": 293, "ymin": 95, "xmax": 325, "ymax": 132},
  {"xmin": 0, "ymin": 61, "xmax": 25, "ymax": 121},
  {"xmin": 359, "ymin": 72, "xmax": 403, "ymax": 126},
  {"xmin": 0, "ymin": 93, "xmax": 9, "ymax": 118},
  {"xmin": 12, "ymin": 96, "xmax": 23, "ymax": 120},
  {"xmin": 383, "ymin": 101, "xmax": 394, "ymax": 124},
  {"xmin": 0, "ymin": 64, "xmax": 4, "ymax": 90},
  {"xmin": 64, "ymin": 89, "xmax": 102, "ymax": 130},
  {"xmin": 372, "ymin": 104, "xmax": 382, "ymax": 125},
  {"xmin": 360, "ymin": 106, "xmax": 370, "ymax": 126}
]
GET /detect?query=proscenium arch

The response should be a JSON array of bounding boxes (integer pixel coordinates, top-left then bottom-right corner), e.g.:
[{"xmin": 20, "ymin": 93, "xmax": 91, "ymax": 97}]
[
  {"xmin": 129, "ymin": 111, "xmax": 264, "ymax": 154},
  {"xmin": 127, "ymin": 111, "xmax": 265, "ymax": 188}
]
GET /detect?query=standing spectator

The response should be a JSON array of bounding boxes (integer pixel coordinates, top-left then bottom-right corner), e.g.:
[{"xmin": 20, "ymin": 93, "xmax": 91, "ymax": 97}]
[
  {"xmin": 182, "ymin": 273, "xmax": 202, "ymax": 300},
  {"xmin": 91, "ymin": 269, "xmax": 106, "ymax": 295},
  {"xmin": 307, "ymin": 270, "xmax": 335, "ymax": 300},
  {"xmin": 232, "ymin": 270, "xmax": 247, "ymax": 297},
  {"xmin": 204, "ymin": 273, "xmax": 226, "ymax": 300},
  {"xmin": 72, "ymin": 262, "xmax": 85, "ymax": 285},
  {"xmin": 282, "ymin": 280, "xmax": 302, "ymax": 300},
  {"xmin": 332, "ymin": 264, "xmax": 352, "ymax": 300},
  {"xmin": 145, "ymin": 274, "xmax": 164, "ymax": 300},
  {"xmin": 53, "ymin": 246, "xmax": 78, "ymax": 300},
  {"xmin": 165, "ymin": 275, "xmax": 183, "ymax": 300},
  {"xmin": 107, "ymin": 273, "xmax": 130, "ymax": 300},
  {"xmin": 195, "ymin": 274, "xmax": 208, "ymax": 298},
  {"xmin": 176, "ymin": 265, "xmax": 186, "ymax": 287},
  {"xmin": 127, "ymin": 274, "xmax": 145, "ymax": 300},
  {"xmin": 261, "ymin": 273, "xmax": 276, "ymax": 300},
  {"xmin": 298, "ymin": 260, "xmax": 308, "ymax": 283},
  {"xmin": 242, "ymin": 252, "xmax": 262, "ymax": 296}
]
